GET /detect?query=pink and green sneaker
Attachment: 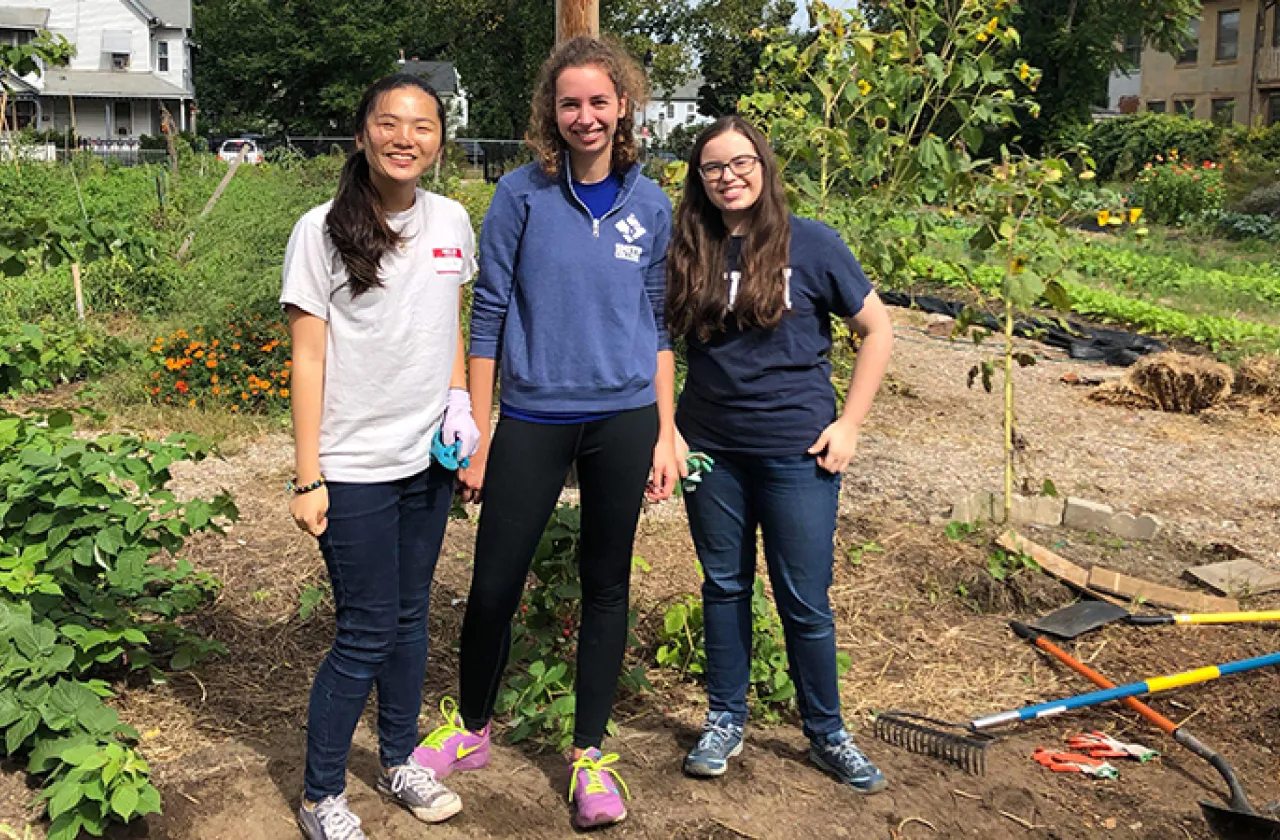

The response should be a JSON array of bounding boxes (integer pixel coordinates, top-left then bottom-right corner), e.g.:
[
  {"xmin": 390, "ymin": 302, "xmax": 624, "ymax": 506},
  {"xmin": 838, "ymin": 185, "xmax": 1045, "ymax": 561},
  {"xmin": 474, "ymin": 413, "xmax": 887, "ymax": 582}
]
[
  {"xmin": 412, "ymin": 697, "xmax": 490, "ymax": 780},
  {"xmin": 568, "ymin": 749, "xmax": 629, "ymax": 829}
]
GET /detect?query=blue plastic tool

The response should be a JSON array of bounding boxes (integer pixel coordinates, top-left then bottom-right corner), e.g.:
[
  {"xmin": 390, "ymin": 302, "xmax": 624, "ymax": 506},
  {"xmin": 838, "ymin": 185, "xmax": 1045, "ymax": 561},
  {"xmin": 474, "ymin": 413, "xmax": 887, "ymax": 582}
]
[{"xmin": 430, "ymin": 429, "xmax": 470, "ymax": 471}]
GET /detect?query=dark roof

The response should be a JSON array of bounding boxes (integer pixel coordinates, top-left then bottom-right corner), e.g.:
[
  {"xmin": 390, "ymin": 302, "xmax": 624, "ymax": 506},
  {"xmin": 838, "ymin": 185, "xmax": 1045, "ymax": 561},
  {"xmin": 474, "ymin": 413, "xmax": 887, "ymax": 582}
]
[{"xmin": 398, "ymin": 60, "xmax": 459, "ymax": 95}]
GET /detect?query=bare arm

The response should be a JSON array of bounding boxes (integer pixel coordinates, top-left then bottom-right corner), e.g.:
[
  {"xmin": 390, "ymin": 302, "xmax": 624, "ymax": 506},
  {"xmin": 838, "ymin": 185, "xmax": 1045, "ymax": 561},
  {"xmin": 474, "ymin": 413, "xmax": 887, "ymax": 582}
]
[
  {"xmin": 809, "ymin": 290, "xmax": 894, "ymax": 474},
  {"xmin": 287, "ymin": 306, "xmax": 329, "ymax": 534},
  {"xmin": 457, "ymin": 355, "xmax": 496, "ymax": 502},
  {"xmin": 647, "ymin": 349, "xmax": 678, "ymax": 501}
]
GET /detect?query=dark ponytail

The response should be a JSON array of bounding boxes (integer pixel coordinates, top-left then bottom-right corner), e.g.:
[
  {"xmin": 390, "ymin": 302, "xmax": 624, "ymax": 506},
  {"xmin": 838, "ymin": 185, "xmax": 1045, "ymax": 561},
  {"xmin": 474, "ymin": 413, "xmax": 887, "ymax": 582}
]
[{"xmin": 326, "ymin": 73, "xmax": 446, "ymax": 297}]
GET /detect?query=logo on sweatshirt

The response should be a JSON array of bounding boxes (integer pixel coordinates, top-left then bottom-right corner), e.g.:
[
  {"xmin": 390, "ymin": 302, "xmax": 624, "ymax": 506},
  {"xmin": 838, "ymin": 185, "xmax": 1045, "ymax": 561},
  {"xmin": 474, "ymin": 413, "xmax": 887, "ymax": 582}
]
[
  {"xmin": 615, "ymin": 243, "xmax": 643, "ymax": 263},
  {"xmin": 615, "ymin": 214, "xmax": 647, "ymax": 243}
]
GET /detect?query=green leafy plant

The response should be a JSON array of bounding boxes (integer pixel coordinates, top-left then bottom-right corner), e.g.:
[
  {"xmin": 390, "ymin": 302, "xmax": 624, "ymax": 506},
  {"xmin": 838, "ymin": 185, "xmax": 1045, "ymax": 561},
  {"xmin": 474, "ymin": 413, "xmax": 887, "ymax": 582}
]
[
  {"xmin": 985, "ymin": 548, "xmax": 1039, "ymax": 581},
  {"xmin": 0, "ymin": 408, "xmax": 235, "ymax": 837},
  {"xmin": 657, "ymin": 577, "xmax": 851, "ymax": 722},
  {"xmin": 1128, "ymin": 155, "xmax": 1224, "ymax": 225},
  {"xmin": 0, "ymin": 323, "xmax": 130, "ymax": 395},
  {"xmin": 960, "ymin": 153, "xmax": 1080, "ymax": 522},
  {"xmin": 496, "ymin": 506, "xmax": 648, "ymax": 750},
  {"xmin": 742, "ymin": 0, "xmax": 1040, "ymax": 284},
  {"xmin": 298, "ymin": 583, "xmax": 330, "ymax": 621}
]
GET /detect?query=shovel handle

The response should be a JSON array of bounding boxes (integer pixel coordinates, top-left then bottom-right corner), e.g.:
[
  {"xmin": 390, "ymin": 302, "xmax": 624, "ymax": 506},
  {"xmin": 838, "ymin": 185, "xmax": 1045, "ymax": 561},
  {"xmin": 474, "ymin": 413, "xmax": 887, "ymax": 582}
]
[
  {"xmin": 1129, "ymin": 611, "xmax": 1280, "ymax": 626},
  {"xmin": 1011, "ymin": 621, "xmax": 1178, "ymax": 735}
]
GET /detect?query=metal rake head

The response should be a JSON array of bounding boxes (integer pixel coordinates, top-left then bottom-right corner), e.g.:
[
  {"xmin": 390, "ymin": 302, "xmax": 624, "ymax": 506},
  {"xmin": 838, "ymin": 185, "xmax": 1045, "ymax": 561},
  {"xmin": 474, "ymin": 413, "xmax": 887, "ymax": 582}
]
[{"xmin": 874, "ymin": 710, "xmax": 995, "ymax": 775}]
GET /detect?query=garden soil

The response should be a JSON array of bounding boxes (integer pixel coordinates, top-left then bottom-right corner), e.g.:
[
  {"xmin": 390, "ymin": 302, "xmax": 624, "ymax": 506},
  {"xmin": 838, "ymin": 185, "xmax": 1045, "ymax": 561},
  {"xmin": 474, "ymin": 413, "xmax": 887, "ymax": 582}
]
[{"xmin": 3, "ymin": 308, "xmax": 1279, "ymax": 839}]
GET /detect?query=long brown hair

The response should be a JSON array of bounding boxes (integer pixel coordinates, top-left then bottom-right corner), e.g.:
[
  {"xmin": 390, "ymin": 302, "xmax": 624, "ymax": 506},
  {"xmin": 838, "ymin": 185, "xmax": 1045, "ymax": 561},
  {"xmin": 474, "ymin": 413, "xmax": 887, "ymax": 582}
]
[
  {"xmin": 326, "ymin": 74, "xmax": 445, "ymax": 297},
  {"xmin": 525, "ymin": 36, "xmax": 647, "ymax": 178},
  {"xmin": 667, "ymin": 116, "xmax": 791, "ymax": 342}
]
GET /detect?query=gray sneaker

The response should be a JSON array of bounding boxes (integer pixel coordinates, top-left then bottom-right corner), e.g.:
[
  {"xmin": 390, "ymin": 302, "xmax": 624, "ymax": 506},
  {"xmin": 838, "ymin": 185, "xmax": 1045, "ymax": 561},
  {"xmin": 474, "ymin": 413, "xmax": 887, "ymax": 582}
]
[
  {"xmin": 684, "ymin": 710, "xmax": 745, "ymax": 777},
  {"xmin": 377, "ymin": 756, "xmax": 463, "ymax": 823},
  {"xmin": 297, "ymin": 794, "xmax": 367, "ymax": 840}
]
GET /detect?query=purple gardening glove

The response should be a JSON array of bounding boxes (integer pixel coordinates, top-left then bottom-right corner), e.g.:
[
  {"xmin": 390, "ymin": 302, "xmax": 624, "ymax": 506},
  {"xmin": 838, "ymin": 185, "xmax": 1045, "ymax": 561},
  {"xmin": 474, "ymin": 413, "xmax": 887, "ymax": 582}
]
[{"xmin": 440, "ymin": 388, "xmax": 481, "ymax": 458}]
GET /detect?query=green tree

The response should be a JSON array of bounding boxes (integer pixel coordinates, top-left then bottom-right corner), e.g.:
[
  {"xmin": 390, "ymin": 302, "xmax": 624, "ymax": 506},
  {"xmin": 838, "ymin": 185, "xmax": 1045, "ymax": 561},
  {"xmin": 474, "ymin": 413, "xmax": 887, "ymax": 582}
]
[
  {"xmin": 693, "ymin": 0, "xmax": 798, "ymax": 117},
  {"xmin": 193, "ymin": 0, "xmax": 413, "ymax": 135},
  {"xmin": 603, "ymin": 0, "xmax": 698, "ymax": 99},
  {"xmin": 1011, "ymin": 0, "xmax": 1201, "ymax": 147}
]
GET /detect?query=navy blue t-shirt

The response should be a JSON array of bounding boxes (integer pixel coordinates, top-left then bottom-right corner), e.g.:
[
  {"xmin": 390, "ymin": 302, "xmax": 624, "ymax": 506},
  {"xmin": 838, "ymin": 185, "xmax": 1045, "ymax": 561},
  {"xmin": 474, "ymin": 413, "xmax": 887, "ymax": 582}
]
[
  {"xmin": 573, "ymin": 172, "xmax": 623, "ymax": 219},
  {"xmin": 676, "ymin": 216, "xmax": 873, "ymax": 456}
]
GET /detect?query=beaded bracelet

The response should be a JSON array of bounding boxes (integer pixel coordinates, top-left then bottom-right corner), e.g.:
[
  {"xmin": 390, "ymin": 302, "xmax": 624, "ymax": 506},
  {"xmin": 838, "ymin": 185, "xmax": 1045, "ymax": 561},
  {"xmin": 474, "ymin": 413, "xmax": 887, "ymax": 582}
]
[{"xmin": 286, "ymin": 477, "xmax": 326, "ymax": 495}]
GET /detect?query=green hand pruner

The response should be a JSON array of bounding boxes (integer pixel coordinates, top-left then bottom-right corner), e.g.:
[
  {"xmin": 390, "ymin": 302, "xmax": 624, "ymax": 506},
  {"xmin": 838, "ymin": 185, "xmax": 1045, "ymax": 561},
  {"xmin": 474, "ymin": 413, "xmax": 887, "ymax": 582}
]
[{"xmin": 681, "ymin": 452, "xmax": 715, "ymax": 494}]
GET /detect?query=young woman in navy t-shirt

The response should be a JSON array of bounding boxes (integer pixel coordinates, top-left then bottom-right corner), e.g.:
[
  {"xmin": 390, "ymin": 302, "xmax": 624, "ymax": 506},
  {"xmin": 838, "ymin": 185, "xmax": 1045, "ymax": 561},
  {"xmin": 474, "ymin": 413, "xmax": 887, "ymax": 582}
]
[{"xmin": 666, "ymin": 115, "xmax": 895, "ymax": 792}]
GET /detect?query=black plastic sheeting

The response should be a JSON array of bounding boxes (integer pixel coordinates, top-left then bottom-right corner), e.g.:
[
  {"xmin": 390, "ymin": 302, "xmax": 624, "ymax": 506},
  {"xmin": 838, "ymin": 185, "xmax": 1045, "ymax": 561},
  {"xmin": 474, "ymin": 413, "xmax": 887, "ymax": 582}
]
[{"xmin": 881, "ymin": 291, "xmax": 1167, "ymax": 367}]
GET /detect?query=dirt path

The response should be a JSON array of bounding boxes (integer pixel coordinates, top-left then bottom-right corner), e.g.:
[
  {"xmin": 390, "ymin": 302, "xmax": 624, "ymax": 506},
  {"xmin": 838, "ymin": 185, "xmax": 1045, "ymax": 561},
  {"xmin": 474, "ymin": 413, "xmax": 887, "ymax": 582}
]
[{"xmin": 3, "ymin": 310, "xmax": 1278, "ymax": 839}]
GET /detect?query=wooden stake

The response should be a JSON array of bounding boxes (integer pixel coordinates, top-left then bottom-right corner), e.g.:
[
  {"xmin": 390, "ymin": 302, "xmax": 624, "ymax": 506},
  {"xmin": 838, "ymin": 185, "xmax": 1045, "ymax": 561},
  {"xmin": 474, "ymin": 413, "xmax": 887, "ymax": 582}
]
[
  {"xmin": 555, "ymin": 0, "xmax": 599, "ymax": 42},
  {"xmin": 71, "ymin": 262, "xmax": 85, "ymax": 321},
  {"xmin": 177, "ymin": 148, "xmax": 245, "ymax": 261},
  {"xmin": 159, "ymin": 104, "xmax": 179, "ymax": 176}
]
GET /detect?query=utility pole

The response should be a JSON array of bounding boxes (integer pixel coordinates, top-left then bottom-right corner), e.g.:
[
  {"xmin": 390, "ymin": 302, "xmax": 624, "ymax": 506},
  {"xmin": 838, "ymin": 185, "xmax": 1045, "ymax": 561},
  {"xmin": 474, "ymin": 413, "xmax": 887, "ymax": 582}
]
[{"xmin": 555, "ymin": 0, "xmax": 599, "ymax": 43}]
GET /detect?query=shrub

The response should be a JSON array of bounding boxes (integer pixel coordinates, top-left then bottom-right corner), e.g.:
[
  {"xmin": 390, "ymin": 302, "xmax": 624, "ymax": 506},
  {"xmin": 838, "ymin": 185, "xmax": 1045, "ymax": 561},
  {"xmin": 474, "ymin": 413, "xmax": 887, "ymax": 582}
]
[
  {"xmin": 1088, "ymin": 114, "xmax": 1228, "ymax": 180},
  {"xmin": 1235, "ymin": 182, "xmax": 1280, "ymax": 219},
  {"xmin": 1128, "ymin": 156, "xmax": 1224, "ymax": 224},
  {"xmin": 0, "ymin": 323, "xmax": 130, "ymax": 395},
  {"xmin": 147, "ymin": 304, "xmax": 290, "ymax": 413},
  {"xmin": 1194, "ymin": 210, "xmax": 1280, "ymax": 242},
  {"xmin": 0, "ymin": 409, "xmax": 235, "ymax": 839}
]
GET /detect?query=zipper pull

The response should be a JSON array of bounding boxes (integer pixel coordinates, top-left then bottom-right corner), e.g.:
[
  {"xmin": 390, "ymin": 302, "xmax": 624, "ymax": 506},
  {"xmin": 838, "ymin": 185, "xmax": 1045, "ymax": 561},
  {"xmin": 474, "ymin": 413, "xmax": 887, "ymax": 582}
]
[{"xmin": 593, "ymin": 218, "xmax": 600, "ymax": 238}]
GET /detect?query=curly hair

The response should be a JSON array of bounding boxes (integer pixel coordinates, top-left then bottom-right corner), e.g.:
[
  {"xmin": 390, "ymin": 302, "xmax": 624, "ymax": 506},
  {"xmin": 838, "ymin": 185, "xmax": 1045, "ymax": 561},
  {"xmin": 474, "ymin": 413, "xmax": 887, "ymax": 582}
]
[{"xmin": 526, "ymin": 36, "xmax": 648, "ymax": 178}]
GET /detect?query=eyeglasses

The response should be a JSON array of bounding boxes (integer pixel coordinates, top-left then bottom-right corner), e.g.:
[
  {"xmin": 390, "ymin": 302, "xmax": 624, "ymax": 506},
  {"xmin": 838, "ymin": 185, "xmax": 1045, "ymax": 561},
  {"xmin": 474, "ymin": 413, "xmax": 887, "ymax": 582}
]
[{"xmin": 697, "ymin": 154, "xmax": 761, "ymax": 182}]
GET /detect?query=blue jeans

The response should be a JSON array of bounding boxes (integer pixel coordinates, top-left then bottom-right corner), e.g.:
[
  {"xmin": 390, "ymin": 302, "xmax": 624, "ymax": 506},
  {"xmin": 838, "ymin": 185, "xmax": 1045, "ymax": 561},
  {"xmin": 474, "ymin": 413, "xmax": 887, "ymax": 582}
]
[
  {"xmin": 683, "ymin": 451, "xmax": 844, "ymax": 740},
  {"xmin": 303, "ymin": 465, "xmax": 453, "ymax": 801}
]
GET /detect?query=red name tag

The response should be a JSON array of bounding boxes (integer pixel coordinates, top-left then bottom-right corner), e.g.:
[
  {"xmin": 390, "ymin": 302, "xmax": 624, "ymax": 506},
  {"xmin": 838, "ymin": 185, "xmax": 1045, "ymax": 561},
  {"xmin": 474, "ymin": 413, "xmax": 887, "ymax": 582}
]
[{"xmin": 433, "ymin": 247, "xmax": 464, "ymax": 275}]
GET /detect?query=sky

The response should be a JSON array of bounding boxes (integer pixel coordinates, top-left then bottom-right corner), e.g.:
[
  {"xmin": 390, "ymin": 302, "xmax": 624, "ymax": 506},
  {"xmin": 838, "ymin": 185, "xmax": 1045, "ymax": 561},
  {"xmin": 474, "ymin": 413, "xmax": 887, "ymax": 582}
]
[{"xmin": 791, "ymin": 0, "xmax": 858, "ymax": 30}]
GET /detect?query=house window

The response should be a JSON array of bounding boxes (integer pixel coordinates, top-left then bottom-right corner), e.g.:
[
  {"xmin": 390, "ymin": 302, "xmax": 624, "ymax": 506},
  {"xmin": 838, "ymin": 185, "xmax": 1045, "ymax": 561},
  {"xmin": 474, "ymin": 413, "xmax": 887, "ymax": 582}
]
[
  {"xmin": 1178, "ymin": 18, "xmax": 1199, "ymax": 65},
  {"xmin": 1122, "ymin": 32, "xmax": 1142, "ymax": 67},
  {"xmin": 1147, "ymin": 101, "xmax": 1167, "ymax": 114},
  {"xmin": 1274, "ymin": 6, "xmax": 1280, "ymax": 48},
  {"xmin": 158, "ymin": 41, "xmax": 169, "ymax": 72},
  {"xmin": 666, "ymin": 102, "xmax": 675, "ymax": 119},
  {"xmin": 1211, "ymin": 97, "xmax": 1235, "ymax": 124},
  {"xmin": 1216, "ymin": 10, "xmax": 1239, "ymax": 61},
  {"xmin": 111, "ymin": 53, "xmax": 130, "ymax": 70},
  {"xmin": 1175, "ymin": 98, "xmax": 1196, "ymax": 117},
  {"xmin": 0, "ymin": 28, "xmax": 34, "ymax": 46},
  {"xmin": 1269, "ymin": 93, "xmax": 1280, "ymax": 126}
]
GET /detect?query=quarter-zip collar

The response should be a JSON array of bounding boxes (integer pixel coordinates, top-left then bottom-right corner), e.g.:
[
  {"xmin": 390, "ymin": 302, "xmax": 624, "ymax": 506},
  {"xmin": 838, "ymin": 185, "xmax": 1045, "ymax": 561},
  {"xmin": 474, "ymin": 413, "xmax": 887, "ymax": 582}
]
[{"xmin": 563, "ymin": 152, "xmax": 643, "ymax": 238}]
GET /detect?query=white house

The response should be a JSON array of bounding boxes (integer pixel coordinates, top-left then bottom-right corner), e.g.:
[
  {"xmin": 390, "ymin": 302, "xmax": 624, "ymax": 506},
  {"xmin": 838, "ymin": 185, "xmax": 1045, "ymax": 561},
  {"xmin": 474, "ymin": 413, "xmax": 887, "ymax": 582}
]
[
  {"xmin": 399, "ymin": 57, "xmax": 469, "ymax": 132},
  {"xmin": 636, "ymin": 76, "xmax": 711, "ymax": 146},
  {"xmin": 1, "ymin": 0, "xmax": 195, "ymax": 140}
]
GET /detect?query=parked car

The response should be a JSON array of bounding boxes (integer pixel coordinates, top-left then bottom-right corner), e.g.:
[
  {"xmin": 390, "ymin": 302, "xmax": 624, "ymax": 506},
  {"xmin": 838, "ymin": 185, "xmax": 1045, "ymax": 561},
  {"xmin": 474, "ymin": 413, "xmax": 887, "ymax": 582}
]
[{"xmin": 217, "ymin": 139, "xmax": 262, "ymax": 164}]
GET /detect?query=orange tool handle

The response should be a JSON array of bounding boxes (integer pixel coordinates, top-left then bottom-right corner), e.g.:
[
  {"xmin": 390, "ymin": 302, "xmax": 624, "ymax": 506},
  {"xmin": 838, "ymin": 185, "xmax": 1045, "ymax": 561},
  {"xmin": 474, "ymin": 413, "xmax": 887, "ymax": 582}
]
[{"xmin": 1031, "ymin": 634, "xmax": 1179, "ymax": 736}]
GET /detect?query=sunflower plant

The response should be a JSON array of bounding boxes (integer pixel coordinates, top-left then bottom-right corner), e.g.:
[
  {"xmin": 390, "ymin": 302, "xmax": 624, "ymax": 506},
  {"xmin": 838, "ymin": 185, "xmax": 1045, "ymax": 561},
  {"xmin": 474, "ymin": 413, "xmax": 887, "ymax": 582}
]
[{"xmin": 741, "ymin": 0, "xmax": 1042, "ymax": 285}]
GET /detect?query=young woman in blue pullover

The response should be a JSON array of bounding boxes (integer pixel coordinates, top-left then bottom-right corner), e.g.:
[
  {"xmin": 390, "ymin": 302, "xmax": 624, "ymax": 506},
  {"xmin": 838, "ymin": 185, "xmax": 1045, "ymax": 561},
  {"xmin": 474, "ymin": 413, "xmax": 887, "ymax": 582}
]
[
  {"xmin": 413, "ymin": 37, "xmax": 678, "ymax": 830},
  {"xmin": 667, "ymin": 116, "xmax": 895, "ymax": 793}
]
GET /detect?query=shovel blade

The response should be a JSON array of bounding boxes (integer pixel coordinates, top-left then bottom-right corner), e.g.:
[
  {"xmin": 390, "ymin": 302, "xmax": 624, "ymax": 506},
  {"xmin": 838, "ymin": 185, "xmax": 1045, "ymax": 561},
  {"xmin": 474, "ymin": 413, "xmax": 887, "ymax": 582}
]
[
  {"xmin": 1201, "ymin": 801, "xmax": 1280, "ymax": 840},
  {"xmin": 1030, "ymin": 601, "xmax": 1131, "ymax": 640}
]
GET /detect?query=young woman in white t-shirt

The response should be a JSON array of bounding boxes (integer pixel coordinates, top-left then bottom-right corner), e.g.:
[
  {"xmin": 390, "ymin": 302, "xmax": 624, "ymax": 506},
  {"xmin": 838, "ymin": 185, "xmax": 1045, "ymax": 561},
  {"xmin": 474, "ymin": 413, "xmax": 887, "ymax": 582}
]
[{"xmin": 280, "ymin": 74, "xmax": 480, "ymax": 840}]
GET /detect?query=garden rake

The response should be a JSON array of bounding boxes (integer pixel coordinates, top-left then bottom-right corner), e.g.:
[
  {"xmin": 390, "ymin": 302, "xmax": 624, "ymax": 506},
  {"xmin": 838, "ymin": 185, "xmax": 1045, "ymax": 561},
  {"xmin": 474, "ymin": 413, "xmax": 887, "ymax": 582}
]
[{"xmin": 875, "ymin": 649, "xmax": 1280, "ymax": 775}]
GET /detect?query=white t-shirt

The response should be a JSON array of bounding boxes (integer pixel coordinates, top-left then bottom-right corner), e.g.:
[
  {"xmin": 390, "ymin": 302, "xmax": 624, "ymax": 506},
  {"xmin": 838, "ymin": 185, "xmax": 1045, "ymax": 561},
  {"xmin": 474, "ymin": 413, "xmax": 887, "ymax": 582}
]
[{"xmin": 280, "ymin": 188, "xmax": 476, "ymax": 482}]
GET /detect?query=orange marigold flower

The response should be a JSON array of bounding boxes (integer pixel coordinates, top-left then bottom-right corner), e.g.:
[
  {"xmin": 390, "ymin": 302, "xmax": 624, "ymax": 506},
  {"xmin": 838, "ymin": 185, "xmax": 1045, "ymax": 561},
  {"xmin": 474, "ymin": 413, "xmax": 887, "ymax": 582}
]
[
  {"xmin": 189, "ymin": 399, "xmax": 197, "ymax": 407},
  {"xmin": 280, "ymin": 388, "xmax": 290, "ymax": 398},
  {"xmin": 211, "ymin": 374, "xmax": 219, "ymax": 384},
  {"xmin": 241, "ymin": 392, "xmax": 249, "ymax": 400},
  {"xmin": 232, "ymin": 344, "xmax": 241, "ymax": 351},
  {"xmin": 206, "ymin": 359, "xmax": 217, "ymax": 369},
  {"xmin": 213, "ymin": 386, "xmax": 221, "ymax": 395},
  {"xmin": 211, "ymin": 339, "xmax": 220, "ymax": 348},
  {"xmin": 195, "ymin": 350, "xmax": 205, "ymax": 359},
  {"xmin": 175, "ymin": 381, "xmax": 190, "ymax": 394},
  {"xmin": 231, "ymin": 405, "xmax": 239, "ymax": 412}
]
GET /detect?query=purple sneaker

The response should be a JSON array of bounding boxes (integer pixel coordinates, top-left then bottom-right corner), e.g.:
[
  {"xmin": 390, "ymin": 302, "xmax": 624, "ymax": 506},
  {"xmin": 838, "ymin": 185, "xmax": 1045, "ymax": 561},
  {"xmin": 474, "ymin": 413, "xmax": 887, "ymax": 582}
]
[
  {"xmin": 569, "ymin": 748, "xmax": 629, "ymax": 829},
  {"xmin": 411, "ymin": 697, "xmax": 490, "ymax": 780}
]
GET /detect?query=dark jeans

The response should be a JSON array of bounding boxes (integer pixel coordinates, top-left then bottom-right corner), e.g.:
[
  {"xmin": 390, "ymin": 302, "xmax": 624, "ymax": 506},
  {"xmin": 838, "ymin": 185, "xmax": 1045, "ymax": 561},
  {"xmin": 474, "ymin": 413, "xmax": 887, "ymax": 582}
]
[
  {"xmin": 459, "ymin": 404, "xmax": 658, "ymax": 749},
  {"xmin": 303, "ymin": 465, "xmax": 453, "ymax": 801},
  {"xmin": 683, "ymin": 450, "xmax": 844, "ymax": 740}
]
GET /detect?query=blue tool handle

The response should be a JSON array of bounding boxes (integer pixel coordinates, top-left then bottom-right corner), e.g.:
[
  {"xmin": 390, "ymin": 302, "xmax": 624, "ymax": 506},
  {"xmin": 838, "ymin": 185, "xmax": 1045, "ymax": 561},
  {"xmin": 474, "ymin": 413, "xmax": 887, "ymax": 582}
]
[{"xmin": 971, "ymin": 650, "xmax": 1280, "ymax": 730}]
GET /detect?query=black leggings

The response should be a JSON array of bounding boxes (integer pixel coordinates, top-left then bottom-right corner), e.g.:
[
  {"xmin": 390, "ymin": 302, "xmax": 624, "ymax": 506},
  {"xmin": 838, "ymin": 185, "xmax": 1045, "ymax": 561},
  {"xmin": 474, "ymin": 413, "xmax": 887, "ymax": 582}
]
[{"xmin": 459, "ymin": 404, "xmax": 658, "ymax": 748}]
